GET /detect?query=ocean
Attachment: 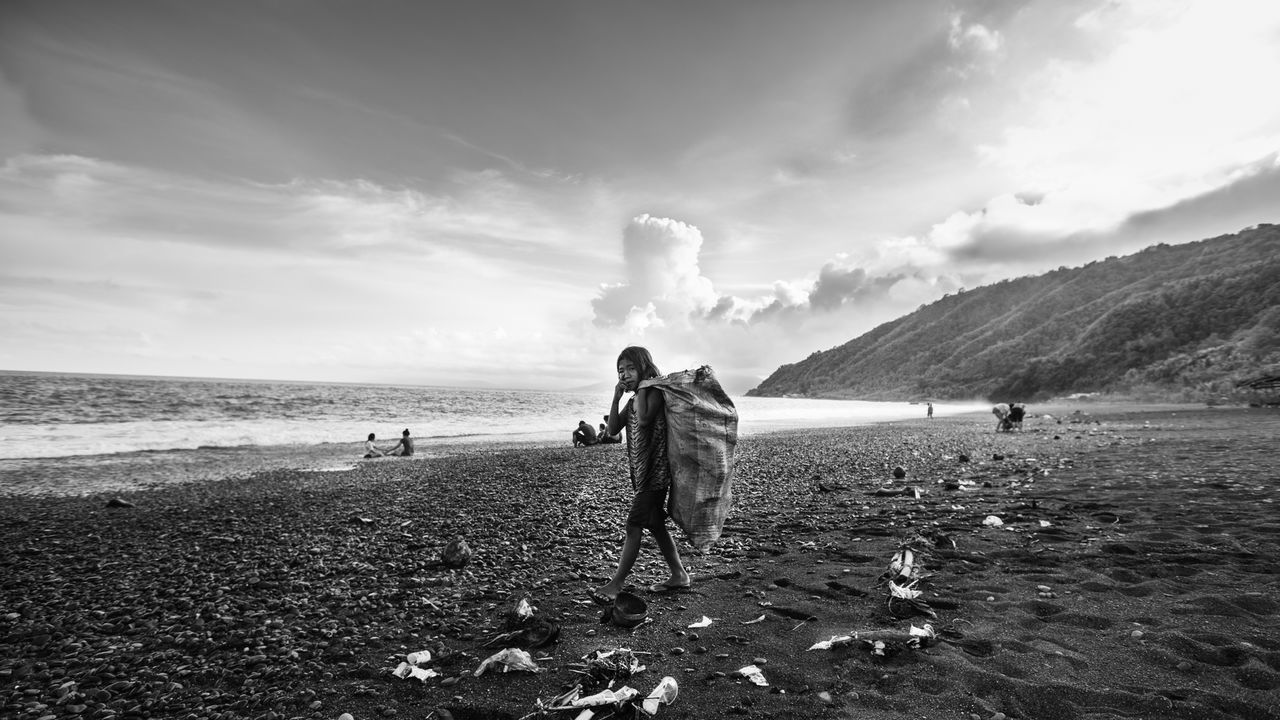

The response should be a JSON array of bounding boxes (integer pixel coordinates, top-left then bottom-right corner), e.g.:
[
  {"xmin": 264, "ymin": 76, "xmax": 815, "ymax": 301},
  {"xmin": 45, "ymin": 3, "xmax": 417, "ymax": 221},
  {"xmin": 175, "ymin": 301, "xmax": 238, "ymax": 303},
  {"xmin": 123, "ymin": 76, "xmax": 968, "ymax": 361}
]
[{"xmin": 0, "ymin": 371, "xmax": 983, "ymax": 496}]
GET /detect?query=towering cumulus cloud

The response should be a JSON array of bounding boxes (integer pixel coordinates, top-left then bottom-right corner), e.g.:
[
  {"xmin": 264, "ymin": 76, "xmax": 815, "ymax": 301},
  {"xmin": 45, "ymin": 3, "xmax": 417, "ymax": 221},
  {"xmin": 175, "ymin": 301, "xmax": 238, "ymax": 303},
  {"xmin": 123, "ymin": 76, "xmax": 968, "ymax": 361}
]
[{"xmin": 591, "ymin": 215, "xmax": 719, "ymax": 332}]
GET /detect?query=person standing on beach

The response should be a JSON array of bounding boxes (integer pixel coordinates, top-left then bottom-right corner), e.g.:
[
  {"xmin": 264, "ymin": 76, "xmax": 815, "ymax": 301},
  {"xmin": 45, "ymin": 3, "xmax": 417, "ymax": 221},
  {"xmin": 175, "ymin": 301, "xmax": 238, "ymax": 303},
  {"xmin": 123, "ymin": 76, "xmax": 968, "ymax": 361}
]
[
  {"xmin": 927, "ymin": 402, "xmax": 934, "ymax": 419},
  {"xmin": 387, "ymin": 428, "xmax": 415, "ymax": 456},
  {"xmin": 363, "ymin": 433, "xmax": 385, "ymax": 458},
  {"xmin": 592, "ymin": 346, "xmax": 691, "ymax": 604}
]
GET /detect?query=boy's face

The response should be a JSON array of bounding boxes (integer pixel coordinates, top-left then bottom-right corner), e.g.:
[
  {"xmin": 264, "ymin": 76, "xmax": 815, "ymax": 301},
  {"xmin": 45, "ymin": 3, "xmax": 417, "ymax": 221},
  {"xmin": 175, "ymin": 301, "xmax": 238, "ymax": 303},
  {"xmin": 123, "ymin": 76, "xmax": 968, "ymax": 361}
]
[{"xmin": 617, "ymin": 358, "xmax": 640, "ymax": 391}]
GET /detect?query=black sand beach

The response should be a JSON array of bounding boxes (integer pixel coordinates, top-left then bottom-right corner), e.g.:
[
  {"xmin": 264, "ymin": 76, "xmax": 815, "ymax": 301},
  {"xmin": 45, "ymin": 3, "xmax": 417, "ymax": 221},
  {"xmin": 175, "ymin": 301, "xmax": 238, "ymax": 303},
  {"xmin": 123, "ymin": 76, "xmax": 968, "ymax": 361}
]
[{"xmin": 3, "ymin": 405, "xmax": 1278, "ymax": 720}]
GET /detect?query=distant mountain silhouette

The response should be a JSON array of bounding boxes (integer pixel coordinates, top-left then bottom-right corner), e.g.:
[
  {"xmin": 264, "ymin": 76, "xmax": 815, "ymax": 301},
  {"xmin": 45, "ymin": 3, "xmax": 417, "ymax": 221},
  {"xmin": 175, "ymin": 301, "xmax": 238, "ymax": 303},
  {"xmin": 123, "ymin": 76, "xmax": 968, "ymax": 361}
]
[{"xmin": 748, "ymin": 224, "xmax": 1280, "ymax": 404}]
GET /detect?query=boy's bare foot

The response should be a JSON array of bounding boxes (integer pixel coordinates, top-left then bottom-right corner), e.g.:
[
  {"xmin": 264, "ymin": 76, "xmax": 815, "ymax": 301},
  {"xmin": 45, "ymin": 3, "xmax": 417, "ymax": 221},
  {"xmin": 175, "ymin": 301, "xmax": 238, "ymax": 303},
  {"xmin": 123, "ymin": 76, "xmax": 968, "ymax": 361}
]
[
  {"xmin": 649, "ymin": 574, "xmax": 692, "ymax": 592},
  {"xmin": 590, "ymin": 585, "xmax": 620, "ymax": 605}
]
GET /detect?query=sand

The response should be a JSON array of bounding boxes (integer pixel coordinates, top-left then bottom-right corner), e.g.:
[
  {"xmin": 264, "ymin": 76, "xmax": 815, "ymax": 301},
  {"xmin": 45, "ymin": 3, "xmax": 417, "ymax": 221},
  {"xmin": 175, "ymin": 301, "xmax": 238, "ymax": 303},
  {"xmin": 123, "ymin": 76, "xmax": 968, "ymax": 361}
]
[{"xmin": 2, "ymin": 405, "xmax": 1278, "ymax": 720}]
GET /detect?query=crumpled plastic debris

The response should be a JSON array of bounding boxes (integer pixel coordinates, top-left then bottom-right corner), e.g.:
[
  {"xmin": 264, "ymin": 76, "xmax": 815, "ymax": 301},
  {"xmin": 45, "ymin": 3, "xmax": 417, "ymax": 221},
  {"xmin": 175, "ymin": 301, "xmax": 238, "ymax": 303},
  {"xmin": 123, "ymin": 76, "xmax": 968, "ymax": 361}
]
[
  {"xmin": 474, "ymin": 647, "xmax": 541, "ymax": 676},
  {"xmin": 808, "ymin": 625, "xmax": 937, "ymax": 653},
  {"xmin": 405, "ymin": 650, "xmax": 432, "ymax": 665},
  {"xmin": 888, "ymin": 546, "xmax": 916, "ymax": 581},
  {"xmin": 888, "ymin": 580, "xmax": 922, "ymax": 600},
  {"xmin": 741, "ymin": 614, "xmax": 766, "ymax": 625},
  {"xmin": 807, "ymin": 635, "xmax": 852, "ymax": 651},
  {"xmin": 738, "ymin": 664, "xmax": 768, "ymax": 686},
  {"xmin": 983, "ymin": 515, "xmax": 1004, "ymax": 526},
  {"xmin": 392, "ymin": 662, "xmax": 440, "ymax": 682},
  {"xmin": 642, "ymin": 676, "xmax": 679, "ymax": 715},
  {"xmin": 572, "ymin": 687, "xmax": 639, "ymax": 707},
  {"xmin": 687, "ymin": 615, "xmax": 713, "ymax": 628},
  {"xmin": 574, "ymin": 647, "xmax": 648, "ymax": 680},
  {"xmin": 514, "ymin": 597, "xmax": 536, "ymax": 620}
]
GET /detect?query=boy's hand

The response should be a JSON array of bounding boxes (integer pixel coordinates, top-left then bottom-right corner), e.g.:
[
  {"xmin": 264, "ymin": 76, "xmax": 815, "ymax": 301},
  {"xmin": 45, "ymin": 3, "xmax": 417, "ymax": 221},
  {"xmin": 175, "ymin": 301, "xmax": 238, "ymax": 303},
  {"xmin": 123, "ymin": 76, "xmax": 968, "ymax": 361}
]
[{"xmin": 614, "ymin": 380, "xmax": 628, "ymax": 398}]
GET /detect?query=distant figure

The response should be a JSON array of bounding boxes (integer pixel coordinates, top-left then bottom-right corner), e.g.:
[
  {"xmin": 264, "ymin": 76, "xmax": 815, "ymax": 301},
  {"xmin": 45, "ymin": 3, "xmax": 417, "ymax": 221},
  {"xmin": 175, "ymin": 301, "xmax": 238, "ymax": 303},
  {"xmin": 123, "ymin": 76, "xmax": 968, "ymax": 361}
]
[
  {"xmin": 387, "ymin": 428, "xmax": 415, "ymax": 456},
  {"xmin": 363, "ymin": 432, "xmax": 385, "ymax": 458},
  {"xmin": 926, "ymin": 402, "xmax": 934, "ymax": 419},
  {"xmin": 1008, "ymin": 403, "xmax": 1026, "ymax": 431},
  {"xmin": 992, "ymin": 403, "xmax": 1012, "ymax": 432},
  {"xmin": 573, "ymin": 420, "xmax": 598, "ymax": 447},
  {"xmin": 598, "ymin": 414, "xmax": 622, "ymax": 444}
]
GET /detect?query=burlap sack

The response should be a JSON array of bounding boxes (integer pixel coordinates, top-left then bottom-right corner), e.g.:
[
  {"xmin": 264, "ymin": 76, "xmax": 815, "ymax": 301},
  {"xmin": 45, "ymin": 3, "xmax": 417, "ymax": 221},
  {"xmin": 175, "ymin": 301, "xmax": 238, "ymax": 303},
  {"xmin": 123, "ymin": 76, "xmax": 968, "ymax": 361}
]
[{"xmin": 639, "ymin": 366, "xmax": 739, "ymax": 551}]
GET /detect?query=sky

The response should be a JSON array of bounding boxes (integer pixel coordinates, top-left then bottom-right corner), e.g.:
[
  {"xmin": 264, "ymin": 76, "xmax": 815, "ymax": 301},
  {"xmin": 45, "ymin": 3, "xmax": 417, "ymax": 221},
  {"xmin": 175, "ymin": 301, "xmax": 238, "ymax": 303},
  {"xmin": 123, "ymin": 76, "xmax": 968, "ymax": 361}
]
[{"xmin": 1, "ymin": 0, "xmax": 1278, "ymax": 393}]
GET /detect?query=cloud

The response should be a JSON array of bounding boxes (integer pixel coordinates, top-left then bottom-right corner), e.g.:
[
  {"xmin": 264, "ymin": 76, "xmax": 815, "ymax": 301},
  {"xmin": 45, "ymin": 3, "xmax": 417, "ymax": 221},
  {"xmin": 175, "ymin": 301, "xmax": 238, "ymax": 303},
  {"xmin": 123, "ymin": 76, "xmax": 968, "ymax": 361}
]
[
  {"xmin": 809, "ymin": 263, "xmax": 906, "ymax": 311},
  {"xmin": 979, "ymin": 1, "xmax": 1280, "ymax": 192},
  {"xmin": 591, "ymin": 214, "xmax": 719, "ymax": 329},
  {"xmin": 903, "ymin": 151, "xmax": 1280, "ymax": 279},
  {"xmin": 586, "ymin": 214, "xmax": 968, "ymax": 385}
]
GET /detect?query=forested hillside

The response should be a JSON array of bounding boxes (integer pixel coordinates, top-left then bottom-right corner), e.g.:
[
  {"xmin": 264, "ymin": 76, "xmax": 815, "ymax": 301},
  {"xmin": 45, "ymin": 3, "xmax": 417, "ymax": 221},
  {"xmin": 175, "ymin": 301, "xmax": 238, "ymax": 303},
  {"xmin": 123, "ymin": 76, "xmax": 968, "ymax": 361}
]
[{"xmin": 748, "ymin": 224, "xmax": 1280, "ymax": 403}]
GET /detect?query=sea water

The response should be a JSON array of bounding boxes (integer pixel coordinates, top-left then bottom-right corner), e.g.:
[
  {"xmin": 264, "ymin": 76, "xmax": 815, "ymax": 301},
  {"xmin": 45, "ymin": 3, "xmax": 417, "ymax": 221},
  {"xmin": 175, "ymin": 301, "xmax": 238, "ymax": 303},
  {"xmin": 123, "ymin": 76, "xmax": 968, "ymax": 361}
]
[{"xmin": 0, "ymin": 371, "xmax": 982, "ymax": 496}]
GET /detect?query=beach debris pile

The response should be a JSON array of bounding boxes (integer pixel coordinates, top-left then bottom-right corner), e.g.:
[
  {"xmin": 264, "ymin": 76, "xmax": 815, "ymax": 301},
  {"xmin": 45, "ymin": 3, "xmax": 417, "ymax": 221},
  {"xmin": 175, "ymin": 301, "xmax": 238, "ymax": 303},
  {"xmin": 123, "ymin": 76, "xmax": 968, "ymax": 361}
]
[
  {"xmin": 391, "ymin": 649, "xmax": 440, "ymax": 683},
  {"xmin": 878, "ymin": 545, "xmax": 938, "ymax": 618},
  {"xmin": 807, "ymin": 624, "xmax": 938, "ymax": 657},
  {"xmin": 482, "ymin": 595, "xmax": 561, "ymax": 650},
  {"xmin": 530, "ymin": 649, "xmax": 676, "ymax": 718},
  {"xmin": 536, "ymin": 675, "xmax": 678, "ymax": 718},
  {"xmin": 569, "ymin": 647, "xmax": 649, "ymax": 682}
]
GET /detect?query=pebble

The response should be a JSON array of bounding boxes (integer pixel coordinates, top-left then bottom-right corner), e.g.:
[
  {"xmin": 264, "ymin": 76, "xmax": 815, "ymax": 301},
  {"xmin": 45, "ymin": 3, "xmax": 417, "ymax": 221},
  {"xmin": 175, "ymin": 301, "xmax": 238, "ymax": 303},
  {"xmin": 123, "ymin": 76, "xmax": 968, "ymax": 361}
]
[
  {"xmin": 817, "ymin": 691, "xmax": 833, "ymax": 704},
  {"xmin": 752, "ymin": 657, "xmax": 767, "ymax": 665},
  {"xmin": 1131, "ymin": 630, "xmax": 1144, "ymax": 639},
  {"xmin": 670, "ymin": 647, "xmax": 685, "ymax": 656},
  {"xmin": 1036, "ymin": 585, "xmax": 1051, "ymax": 592},
  {"xmin": 1177, "ymin": 661, "xmax": 1192, "ymax": 671},
  {"xmin": 338, "ymin": 715, "xmax": 354, "ymax": 720}
]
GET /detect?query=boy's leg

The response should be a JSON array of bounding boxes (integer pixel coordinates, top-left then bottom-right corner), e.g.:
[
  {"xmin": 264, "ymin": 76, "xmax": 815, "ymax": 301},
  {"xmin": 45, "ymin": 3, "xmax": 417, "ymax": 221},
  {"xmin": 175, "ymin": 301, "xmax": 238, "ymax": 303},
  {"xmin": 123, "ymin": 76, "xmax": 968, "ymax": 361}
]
[
  {"xmin": 596, "ymin": 525, "xmax": 643, "ymax": 600},
  {"xmin": 649, "ymin": 523, "xmax": 691, "ymax": 588}
]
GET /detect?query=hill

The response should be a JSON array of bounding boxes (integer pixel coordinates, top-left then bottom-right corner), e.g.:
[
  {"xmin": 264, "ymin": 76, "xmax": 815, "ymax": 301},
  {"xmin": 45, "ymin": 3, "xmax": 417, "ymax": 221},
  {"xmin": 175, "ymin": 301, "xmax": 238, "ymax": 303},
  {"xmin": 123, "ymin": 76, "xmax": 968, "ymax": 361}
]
[{"xmin": 748, "ymin": 224, "xmax": 1280, "ymax": 404}]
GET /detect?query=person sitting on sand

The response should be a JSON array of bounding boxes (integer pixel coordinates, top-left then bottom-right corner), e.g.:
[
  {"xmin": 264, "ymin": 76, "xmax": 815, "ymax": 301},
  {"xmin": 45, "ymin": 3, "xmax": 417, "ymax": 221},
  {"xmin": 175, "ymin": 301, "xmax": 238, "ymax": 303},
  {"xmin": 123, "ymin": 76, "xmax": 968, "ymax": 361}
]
[
  {"xmin": 573, "ymin": 420, "xmax": 599, "ymax": 447},
  {"xmin": 592, "ymin": 346, "xmax": 691, "ymax": 605},
  {"xmin": 597, "ymin": 415, "xmax": 621, "ymax": 444},
  {"xmin": 363, "ymin": 432, "xmax": 385, "ymax": 458},
  {"xmin": 387, "ymin": 428, "xmax": 415, "ymax": 456}
]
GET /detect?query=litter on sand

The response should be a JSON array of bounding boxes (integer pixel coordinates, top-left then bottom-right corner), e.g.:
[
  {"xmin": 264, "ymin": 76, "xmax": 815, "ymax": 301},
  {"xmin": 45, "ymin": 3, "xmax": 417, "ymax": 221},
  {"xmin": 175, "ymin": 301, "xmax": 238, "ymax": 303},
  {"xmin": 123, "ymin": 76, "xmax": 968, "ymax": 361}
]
[
  {"xmin": 687, "ymin": 615, "xmax": 714, "ymax": 628},
  {"xmin": 738, "ymin": 664, "xmax": 768, "ymax": 686},
  {"xmin": 539, "ymin": 676, "xmax": 678, "ymax": 718},
  {"xmin": 983, "ymin": 515, "xmax": 1004, "ymax": 526},
  {"xmin": 474, "ymin": 647, "xmax": 541, "ymax": 676},
  {"xmin": 807, "ymin": 624, "xmax": 937, "ymax": 653},
  {"xmin": 642, "ymin": 676, "xmax": 679, "ymax": 715},
  {"xmin": 391, "ymin": 662, "xmax": 439, "ymax": 682},
  {"xmin": 569, "ymin": 647, "xmax": 648, "ymax": 682}
]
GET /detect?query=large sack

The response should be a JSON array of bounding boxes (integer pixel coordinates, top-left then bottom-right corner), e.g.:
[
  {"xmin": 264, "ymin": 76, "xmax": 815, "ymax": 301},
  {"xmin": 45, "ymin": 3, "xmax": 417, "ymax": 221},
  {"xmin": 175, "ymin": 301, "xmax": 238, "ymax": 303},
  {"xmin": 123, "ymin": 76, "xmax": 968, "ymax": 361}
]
[{"xmin": 640, "ymin": 366, "xmax": 738, "ymax": 551}]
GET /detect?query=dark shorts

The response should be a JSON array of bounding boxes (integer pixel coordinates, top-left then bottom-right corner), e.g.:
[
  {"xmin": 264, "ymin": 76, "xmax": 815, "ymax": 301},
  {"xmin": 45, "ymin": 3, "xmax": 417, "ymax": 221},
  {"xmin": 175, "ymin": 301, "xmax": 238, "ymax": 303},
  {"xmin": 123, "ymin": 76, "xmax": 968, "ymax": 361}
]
[{"xmin": 626, "ymin": 489, "xmax": 669, "ymax": 530}]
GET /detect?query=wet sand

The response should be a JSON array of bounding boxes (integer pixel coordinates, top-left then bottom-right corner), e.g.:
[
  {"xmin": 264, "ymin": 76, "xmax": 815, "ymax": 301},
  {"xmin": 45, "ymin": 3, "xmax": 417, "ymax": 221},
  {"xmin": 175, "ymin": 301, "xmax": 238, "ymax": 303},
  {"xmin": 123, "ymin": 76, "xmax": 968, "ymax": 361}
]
[{"xmin": 2, "ymin": 405, "xmax": 1278, "ymax": 719}]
